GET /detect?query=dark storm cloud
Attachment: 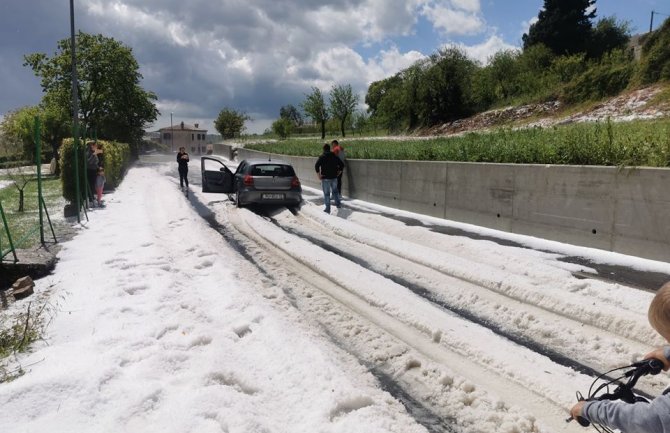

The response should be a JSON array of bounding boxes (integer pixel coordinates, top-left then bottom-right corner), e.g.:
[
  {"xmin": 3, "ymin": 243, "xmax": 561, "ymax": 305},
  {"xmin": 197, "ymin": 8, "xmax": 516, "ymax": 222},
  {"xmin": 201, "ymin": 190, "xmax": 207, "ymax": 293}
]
[{"xmin": 0, "ymin": 1, "xmax": 76, "ymax": 113}]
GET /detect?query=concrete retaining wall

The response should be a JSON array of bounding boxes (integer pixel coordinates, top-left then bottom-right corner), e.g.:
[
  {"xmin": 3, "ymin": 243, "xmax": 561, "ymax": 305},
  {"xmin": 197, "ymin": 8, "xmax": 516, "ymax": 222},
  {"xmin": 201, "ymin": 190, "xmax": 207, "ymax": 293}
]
[{"xmin": 230, "ymin": 147, "xmax": 670, "ymax": 262}]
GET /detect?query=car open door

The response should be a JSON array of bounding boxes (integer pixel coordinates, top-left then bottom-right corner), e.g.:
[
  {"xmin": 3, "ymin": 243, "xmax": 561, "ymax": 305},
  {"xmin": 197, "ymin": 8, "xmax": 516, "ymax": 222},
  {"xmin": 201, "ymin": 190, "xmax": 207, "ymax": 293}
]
[{"xmin": 201, "ymin": 156, "xmax": 234, "ymax": 193}]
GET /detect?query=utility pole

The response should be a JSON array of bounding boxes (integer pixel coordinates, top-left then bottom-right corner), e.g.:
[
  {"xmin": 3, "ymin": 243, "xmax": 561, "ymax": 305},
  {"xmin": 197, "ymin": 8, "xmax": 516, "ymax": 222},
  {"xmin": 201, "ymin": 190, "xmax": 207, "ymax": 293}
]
[
  {"xmin": 650, "ymin": 10, "xmax": 670, "ymax": 32},
  {"xmin": 170, "ymin": 112, "xmax": 174, "ymax": 153},
  {"xmin": 70, "ymin": 0, "xmax": 80, "ymax": 222}
]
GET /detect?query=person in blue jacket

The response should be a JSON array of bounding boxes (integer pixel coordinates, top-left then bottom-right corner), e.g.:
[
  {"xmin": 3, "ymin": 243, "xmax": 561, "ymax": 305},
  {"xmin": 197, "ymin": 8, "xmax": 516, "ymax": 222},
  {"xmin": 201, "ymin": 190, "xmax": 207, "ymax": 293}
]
[{"xmin": 570, "ymin": 281, "xmax": 670, "ymax": 433}]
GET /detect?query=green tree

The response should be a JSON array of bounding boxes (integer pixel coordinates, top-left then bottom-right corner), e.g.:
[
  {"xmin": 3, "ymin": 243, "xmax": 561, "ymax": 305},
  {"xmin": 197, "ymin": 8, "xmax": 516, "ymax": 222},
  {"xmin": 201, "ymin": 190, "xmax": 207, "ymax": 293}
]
[
  {"xmin": 486, "ymin": 50, "xmax": 522, "ymax": 101},
  {"xmin": 351, "ymin": 110, "xmax": 369, "ymax": 136},
  {"xmin": 415, "ymin": 47, "xmax": 478, "ymax": 125},
  {"xmin": 399, "ymin": 64, "xmax": 424, "ymax": 129},
  {"xmin": 516, "ymin": 44, "xmax": 558, "ymax": 100},
  {"xmin": 24, "ymin": 32, "xmax": 158, "ymax": 150},
  {"xmin": 214, "ymin": 107, "xmax": 251, "ymax": 139},
  {"xmin": 279, "ymin": 104, "xmax": 303, "ymax": 130},
  {"xmin": 301, "ymin": 87, "xmax": 329, "ymax": 139},
  {"xmin": 522, "ymin": 0, "xmax": 596, "ymax": 56},
  {"xmin": 365, "ymin": 75, "xmax": 405, "ymax": 132},
  {"xmin": 1, "ymin": 106, "xmax": 40, "ymax": 161},
  {"xmin": 271, "ymin": 118, "xmax": 293, "ymax": 139},
  {"xmin": 588, "ymin": 17, "xmax": 630, "ymax": 58},
  {"xmin": 329, "ymin": 84, "xmax": 359, "ymax": 137}
]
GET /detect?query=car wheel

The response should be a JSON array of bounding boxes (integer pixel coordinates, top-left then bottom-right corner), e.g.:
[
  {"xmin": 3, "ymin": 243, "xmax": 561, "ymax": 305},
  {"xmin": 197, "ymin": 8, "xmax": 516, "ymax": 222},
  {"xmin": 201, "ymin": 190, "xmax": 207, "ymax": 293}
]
[
  {"xmin": 202, "ymin": 182, "xmax": 209, "ymax": 193},
  {"xmin": 235, "ymin": 190, "xmax": 242, "ymax": 208}
]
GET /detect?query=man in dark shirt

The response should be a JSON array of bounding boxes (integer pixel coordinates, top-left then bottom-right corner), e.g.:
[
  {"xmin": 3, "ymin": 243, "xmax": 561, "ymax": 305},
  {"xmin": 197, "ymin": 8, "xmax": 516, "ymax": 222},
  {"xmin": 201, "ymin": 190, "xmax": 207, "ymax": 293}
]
[{"xmin": 314, "ymin": 143, "xmax": 344, "ymax": 213}]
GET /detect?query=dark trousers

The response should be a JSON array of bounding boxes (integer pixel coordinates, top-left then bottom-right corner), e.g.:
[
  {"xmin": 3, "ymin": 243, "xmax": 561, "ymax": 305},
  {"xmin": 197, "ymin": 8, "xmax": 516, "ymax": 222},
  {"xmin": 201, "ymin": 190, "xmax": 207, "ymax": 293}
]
[
  {"xmin": 179, "ymin": 168, "xmax": 189, "ymax": 187},
  {"xmin": 87, "ymin": 168, "xmax": 97, "ymax": 199}
]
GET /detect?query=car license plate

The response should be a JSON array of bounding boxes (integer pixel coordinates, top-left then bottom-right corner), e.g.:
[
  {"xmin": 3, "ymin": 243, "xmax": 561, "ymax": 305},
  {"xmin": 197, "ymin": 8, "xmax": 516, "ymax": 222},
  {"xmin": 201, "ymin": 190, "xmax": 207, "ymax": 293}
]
[{"xmin": 262, "ymin": 193, "xmax": 284, "ymax": 200}]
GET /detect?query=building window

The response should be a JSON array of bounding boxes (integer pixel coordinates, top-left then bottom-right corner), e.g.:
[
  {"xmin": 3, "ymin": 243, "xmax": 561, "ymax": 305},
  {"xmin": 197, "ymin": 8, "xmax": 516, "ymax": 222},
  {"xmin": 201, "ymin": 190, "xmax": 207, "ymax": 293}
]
[
  {"xmin": 163, "ymin": 132, "xmax": 171, "ymax": 140},
  {"xmin": 191, "ymin": 133, "xmax": 194, "ymax": 141}
]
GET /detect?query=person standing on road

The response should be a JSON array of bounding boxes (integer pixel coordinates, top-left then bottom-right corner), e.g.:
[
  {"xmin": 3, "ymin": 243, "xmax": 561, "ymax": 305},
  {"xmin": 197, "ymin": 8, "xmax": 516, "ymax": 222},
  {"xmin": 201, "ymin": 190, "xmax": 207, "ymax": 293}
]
[
  {"xmin": 331, "ymin": 140, "xmax": 346, "ymax": 199},
  {"xmin": 177, "ymin": 146, "xmax": 190, "ymax": 189},
  {"xmin": 95, "ymin": 166, "xmax": 106, "ymax": 207},
  {"xmin": 315, "ymin": 143, "xmax": 344, "ymax": 214}
]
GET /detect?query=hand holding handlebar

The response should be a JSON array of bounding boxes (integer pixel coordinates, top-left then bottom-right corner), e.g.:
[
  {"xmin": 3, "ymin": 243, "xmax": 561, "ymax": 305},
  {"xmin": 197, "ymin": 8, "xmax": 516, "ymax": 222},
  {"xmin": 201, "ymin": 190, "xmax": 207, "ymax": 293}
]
[
  {"xmin": 643, "ymin": 347, "xmax": 670, "ymax": 371},
  {"xmin": 569, "ymin": 400, "xmax": 590, "ymax": 426},
  {"xmin": 568, "ymin": 356, "xmax": 666, "ymax": 428}
]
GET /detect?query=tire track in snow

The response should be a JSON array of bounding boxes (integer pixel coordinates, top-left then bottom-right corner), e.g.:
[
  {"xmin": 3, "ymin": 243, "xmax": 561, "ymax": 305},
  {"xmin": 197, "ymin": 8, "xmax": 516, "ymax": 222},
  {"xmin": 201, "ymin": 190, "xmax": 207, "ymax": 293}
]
[
  {"xmin": 270, "ymin": 216, "xmax": 660, "ymax": 400},
  {"xmin": 293, "ymin": 205, "xmax": 657, "ymax": 348},
  {"xmin": 328, "ymin": 200, "xmax": 670, "ymax": 292},
  {"xmin": 272, "ymin": 220, "xmax": 596, "ymax": 375},
  {"xmin": 185, "ymin": 193, "xmax": 455, "ymax": 432},
  {"xmin": 224, "ymin": 206, "xmax": 586, "ymax": 433}
]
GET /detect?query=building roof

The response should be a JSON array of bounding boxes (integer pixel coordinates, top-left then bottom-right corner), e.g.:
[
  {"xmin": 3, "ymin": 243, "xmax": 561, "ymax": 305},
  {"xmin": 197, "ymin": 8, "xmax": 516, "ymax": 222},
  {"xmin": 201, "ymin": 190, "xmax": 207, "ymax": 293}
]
[{"xmin": 158, "ymin": 122, "xmax": 207, "ymax": 132}]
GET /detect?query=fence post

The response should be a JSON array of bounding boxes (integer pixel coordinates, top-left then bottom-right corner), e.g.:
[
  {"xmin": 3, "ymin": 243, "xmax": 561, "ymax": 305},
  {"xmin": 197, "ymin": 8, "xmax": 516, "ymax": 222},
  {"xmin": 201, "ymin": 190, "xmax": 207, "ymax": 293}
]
[{"xmin": 34, "ymin": 116, "xmax": 44, "ymax": 244}]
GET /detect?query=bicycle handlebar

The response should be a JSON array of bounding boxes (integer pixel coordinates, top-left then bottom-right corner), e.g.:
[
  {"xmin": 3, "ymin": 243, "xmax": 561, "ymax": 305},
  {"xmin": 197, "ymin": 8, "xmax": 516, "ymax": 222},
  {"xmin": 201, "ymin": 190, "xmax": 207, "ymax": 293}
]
[{"xmin": 570, "ymin": 358, "xmax": 664, "ymax": 429}]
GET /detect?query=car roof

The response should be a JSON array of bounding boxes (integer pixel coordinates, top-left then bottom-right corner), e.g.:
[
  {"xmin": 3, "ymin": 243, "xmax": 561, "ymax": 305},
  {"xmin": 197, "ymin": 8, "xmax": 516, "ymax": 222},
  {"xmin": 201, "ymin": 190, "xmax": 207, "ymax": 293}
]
[{"xmin": 242, "ymin": 158, "xmax": 293, "ymax": 166}]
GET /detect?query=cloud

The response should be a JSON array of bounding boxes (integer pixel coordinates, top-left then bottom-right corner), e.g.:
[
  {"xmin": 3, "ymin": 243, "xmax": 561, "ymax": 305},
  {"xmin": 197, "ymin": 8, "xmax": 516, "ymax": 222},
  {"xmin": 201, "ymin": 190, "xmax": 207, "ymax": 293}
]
[
  {"xmin": 421, "ymin": 0, "xmax": 485, "ymax": 36},
  {"xmin": 449, "ymin": 34, "xmax": 518, "ymax": 65}
]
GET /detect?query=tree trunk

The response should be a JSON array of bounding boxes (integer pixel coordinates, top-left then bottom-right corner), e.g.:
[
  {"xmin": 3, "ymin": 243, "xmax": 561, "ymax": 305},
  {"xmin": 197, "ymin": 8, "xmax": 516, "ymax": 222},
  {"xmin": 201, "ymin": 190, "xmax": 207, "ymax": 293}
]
[
  {"xmin": 320, "ymin": 121, "xmax": 326, "ymax": 139},
  {"xmin": 340, "ymin": 118, "xmax": 346, "ymax": 138},
  {"xmin": 18, "ymin": 189, "xmax": 24, "ymax": 212}
]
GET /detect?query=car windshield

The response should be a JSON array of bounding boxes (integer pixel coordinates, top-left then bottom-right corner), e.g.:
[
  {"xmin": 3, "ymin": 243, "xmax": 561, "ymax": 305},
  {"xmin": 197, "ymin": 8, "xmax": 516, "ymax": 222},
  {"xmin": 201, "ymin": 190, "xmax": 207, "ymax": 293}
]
[{"xmin": 250, "ymin": 164, "xmax": 295, "ymax": 177}]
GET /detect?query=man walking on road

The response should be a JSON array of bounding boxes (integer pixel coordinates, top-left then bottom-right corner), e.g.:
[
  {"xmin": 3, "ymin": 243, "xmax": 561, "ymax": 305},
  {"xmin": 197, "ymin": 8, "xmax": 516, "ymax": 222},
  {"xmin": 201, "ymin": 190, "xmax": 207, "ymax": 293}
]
[{"xmin": 315, "ymin": 143, "xmax": 344, "ymax": 214}]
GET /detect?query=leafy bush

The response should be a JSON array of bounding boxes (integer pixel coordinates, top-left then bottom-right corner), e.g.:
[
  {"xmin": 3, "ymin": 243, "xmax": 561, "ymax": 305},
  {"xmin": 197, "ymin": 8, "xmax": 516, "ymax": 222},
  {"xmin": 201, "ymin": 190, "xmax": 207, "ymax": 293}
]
[
  {"xmin": 562, "ymin": 50, "xmax": 634, "ymax": 103},
  {"xmin": 588, "ymin": 16, "xmax": 631, "ymax": 59},
  {"xmin": 271, "ymin": 118, "xmax": 293, "ymax": 139},
  {"xmin": 97, "ymin": 140, "xmax": 130, "ymax": 189},
  {"xmin": 551, "ymin": 54, "xmax": 587, "ymax": 84},
  {"xmin": 637, "ymin": 18, "xmax": 670, "ymax": 84},
  {"xmin": 59, "ymin": 138, "xmax": 130, "ymax": 202}
]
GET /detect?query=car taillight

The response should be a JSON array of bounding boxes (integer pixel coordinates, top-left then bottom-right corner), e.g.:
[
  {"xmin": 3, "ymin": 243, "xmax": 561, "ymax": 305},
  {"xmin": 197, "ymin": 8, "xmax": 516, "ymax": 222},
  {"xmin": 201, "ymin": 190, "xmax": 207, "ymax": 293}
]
[
  {"xmin": 291, "ymin": 176, "xmax": 301, "ymax": 187},
  {"xmin": 243, "ymin": 174, "xmax": 254, "ymax": 186}
]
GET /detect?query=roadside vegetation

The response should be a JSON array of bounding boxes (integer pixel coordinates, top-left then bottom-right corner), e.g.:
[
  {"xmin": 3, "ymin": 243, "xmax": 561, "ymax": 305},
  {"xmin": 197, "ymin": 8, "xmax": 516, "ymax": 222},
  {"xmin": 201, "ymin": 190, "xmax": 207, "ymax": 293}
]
[
  {"xmin": 0, "ymin": 299, "xmax": 50, "ymax": 382},
  {"xmin": 247, "ymin": 118, "xmax": 670, "ymax": 167},
  {"xmin": 0, "ymin": 174, "xmax": 65, "ymax": 251}
]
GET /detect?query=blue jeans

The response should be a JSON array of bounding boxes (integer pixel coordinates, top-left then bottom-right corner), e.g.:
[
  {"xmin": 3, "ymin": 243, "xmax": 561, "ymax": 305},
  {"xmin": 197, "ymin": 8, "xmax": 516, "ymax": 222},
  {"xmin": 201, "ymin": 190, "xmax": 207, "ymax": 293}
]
[{"xmin": 321, "ymin": 178, "xmax": 340, "ymax": 212}]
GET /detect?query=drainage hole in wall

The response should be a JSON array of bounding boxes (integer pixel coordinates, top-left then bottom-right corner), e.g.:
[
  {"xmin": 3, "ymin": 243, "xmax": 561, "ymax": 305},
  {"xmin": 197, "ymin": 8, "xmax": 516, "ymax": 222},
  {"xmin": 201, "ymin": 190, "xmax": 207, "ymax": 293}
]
[
  {"xmin": 497, "ymin": 213, "xmax": 501, "ymax": 218},
  {"xmin": 592, "ymin": 229, "xmax": 597, "ymax": 234},
  {"xmin": 433, "ymin": 203, "xmax": 437, "ymax": 207}
]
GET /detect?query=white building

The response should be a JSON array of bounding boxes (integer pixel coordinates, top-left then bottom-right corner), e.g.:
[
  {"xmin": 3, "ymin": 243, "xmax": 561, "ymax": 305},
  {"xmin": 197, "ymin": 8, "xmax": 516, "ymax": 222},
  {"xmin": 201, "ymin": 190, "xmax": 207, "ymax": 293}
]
[{"xmin": 158, "ymin": 122, "xmax": 208, "ymax": 154}]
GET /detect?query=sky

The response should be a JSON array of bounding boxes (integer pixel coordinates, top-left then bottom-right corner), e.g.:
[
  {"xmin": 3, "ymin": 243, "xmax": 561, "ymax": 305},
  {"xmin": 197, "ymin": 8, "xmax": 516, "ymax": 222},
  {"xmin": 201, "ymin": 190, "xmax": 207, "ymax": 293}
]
[
  {"xmin": 0, "ymin": 1, "xmax": 667, "ymax": 134},
  {"xmin": 2, "ymin": 157, "xmax": 670, "ymax": 432}
]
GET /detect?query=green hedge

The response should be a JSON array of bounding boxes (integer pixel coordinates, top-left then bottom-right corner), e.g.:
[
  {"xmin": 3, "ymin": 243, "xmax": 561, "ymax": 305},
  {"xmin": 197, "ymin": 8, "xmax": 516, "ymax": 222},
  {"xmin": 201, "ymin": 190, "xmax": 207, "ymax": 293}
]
[{"xmin": 59, "ymin": 138, "xmax": 130, "ymax": 202}]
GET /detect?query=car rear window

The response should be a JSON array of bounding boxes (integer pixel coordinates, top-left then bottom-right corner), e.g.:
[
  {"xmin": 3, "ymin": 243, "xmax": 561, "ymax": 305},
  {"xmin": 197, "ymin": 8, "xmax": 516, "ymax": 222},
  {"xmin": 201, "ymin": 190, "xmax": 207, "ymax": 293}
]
[{"xmin": 250, "ymin": 164, "xmax": 295, "ymax": 176}]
